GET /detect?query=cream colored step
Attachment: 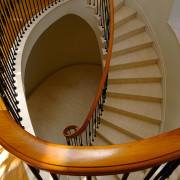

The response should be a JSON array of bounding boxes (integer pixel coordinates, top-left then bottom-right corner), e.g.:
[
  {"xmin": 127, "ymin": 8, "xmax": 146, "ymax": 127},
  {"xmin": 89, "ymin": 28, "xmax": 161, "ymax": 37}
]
[
  {"xmin": 92, "ymin": 134, "xmax": 110, "ymax": 146},
  {"xmin": 106, "ymin": 82, "xmax": 162, "ymax": 102},
  {"xmin": 114, "ymin": 18, "xmax": 145, "ymax": 43},
  {"xmin": 96, "ymin": 122, "xmax": 138, "ymax": 145},
  {"xmin": 109, "ymin": 48, "xmax": 158, "ymax": 70},
  {"xmin": 114, "ymin": 0, "xmax": 124, "ymax": 12},
  {"xmin": 103, "ymin": 48, "xmax": 158, "ymax": 69},
  {"xmin": 101, "ymin": 110, "xmax": 160, "ymax": 139},
  {"xmin": 108, "ymin": 64, "xmax": 161, "ymax": 83},
  {"xmin": 114, "ymin": 6, "xmax": 136, "ymax": 28},
  {"xmin": 104, "ymin": 97, "xmax": 161, "ymax": 123},
  {"xmin": 111, "ymin": 32, "xmax": 153, "ymax": 57}
]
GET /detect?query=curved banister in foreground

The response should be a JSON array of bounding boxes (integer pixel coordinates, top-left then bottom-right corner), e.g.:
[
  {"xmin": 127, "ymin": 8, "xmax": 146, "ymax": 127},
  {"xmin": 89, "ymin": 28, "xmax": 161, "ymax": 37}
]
[
  {"xmin": 1, "ymin": 107, "xmax": 180, "ymax": 175},
  {"xmin": 63, "ymin": 0, "xmax": 114, "ymax": 139}
]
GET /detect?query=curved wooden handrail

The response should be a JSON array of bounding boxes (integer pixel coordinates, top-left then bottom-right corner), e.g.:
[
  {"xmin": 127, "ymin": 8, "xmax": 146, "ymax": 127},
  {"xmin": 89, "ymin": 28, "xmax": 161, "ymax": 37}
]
[
  {"xmin": 1, "ymin": 107, "xmax": 180, "ymax": 175},
  {"xmin": 63, "ymin": 0, "xmax": 114, "ymax": 139}
]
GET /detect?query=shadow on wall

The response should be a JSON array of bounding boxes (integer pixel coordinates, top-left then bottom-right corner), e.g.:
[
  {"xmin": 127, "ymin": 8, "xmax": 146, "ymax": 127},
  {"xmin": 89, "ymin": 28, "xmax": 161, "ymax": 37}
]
[{"xmin": 25, "ymin": 14, "xmax": 102, "ymax": 98}]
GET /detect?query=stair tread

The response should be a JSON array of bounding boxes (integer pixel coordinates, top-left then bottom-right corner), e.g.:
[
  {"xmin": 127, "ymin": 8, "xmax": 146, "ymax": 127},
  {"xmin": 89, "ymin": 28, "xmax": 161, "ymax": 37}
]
[
  {"xmin": 110, "ymin": 48, "xmax": 158, "ymax": 68},
  {"xmin": 114, "ymin": 18, "xmax": 145, "ymax": 41},
  {"xmin": 97, "ymin": 122, "xmax": 138, "ymax": 145},
  {"xmin": 92, "ymin": 135, "xmax": 110, "ymax": 146},
  {"xmin": 106, "ymin": 82, "xmax": 162, "ymax": 100},
  {"xmin": 104, "ymin": 97, "xmax": 161, "ymax": 122},
  {"xmin": 115, "ymin": 6, "xmax": 136, "ymax": 26},
  {"xmin": 112, "ymin": 32, "xmax": 153, "ymax": 54},
  {"xmin": 101, "ymin": 110, "xmax": 160, "ymax": 139},
  {"xmin": 108, "ymin": 64, "xmax": 161, "ymax": 80}
]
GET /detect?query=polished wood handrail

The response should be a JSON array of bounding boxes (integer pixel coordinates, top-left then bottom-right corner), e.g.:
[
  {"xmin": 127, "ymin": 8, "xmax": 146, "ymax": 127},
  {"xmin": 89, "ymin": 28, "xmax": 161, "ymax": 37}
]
[
  {"xmin": 1, "ymin": 106, "xmax": 180, "ymax": 175},
  {"xmin": 63, "ymin": 0, "xmax": 114, "ymax": 139}
]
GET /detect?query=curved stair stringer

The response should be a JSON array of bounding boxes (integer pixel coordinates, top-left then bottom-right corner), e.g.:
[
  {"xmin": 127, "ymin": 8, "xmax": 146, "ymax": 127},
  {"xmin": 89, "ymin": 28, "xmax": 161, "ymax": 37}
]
[{"xmin": 92, "ymin": 0, "xmax": 164, "ymax": 179}]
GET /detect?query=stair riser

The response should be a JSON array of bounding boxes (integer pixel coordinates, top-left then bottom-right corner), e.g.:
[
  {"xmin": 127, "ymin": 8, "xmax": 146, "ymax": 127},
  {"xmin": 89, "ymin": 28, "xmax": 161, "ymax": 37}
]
[
  {"xmin": 103, "ymin": 105, "xmax": 161, "ymax": 124},
  {"xmin": 112, "ymin": 42, "xmax": 153, "ymax": 58},
  {"xmin": 108, "ymin": 77, "xmax": 161, "ymax": 84},
  {"xmin": 101, "ymin": 118, "xmax": 143, "ymax": 140},
  {"xmin": 114, "ymin": 1, "xmax": 124, "ymax": 13},
  {"xmin": 114, "ymin": 26, "xmax": 145, "ymax": 43},
  {"xmin": 106, "ymin": 92, "xmax": 162, "ymax": 102},
  {"xmin": 109, "ymin": 59, "xmax": 158, "ymax": 71},
  {"xmin": 96, "ymin": 131, "xmax": 114, "ymax": 145}
]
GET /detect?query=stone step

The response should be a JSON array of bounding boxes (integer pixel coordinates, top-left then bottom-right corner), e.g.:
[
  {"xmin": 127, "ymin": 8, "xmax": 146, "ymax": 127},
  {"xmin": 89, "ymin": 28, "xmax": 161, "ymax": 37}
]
[
  {"xmin": 106, "ymin": 82, "xmax": 162, "ymax": 102},
  {"xmin": 114, "ymin": 18, "xmax": 146, "ymax": 43},
  {"xmin": 109, "ymin": 48, "xmax": 158, "ymax": 70},
  {"xmin": 114, "ymin": 6, "xmax": 136, "ymax": 28},
  {"xmin": 101, "ymin": 110, "xmax": 160, "ymax": 139},
  {"xmin": 108, "ymin": 64, "xmax": 161, "ymax": 83},
  {"xmin": 104, "ymin": 97, "xmax": 161, "ymax": 123},
  {"xmin": 114, "ymin": 0, "xmax": 124, "ymax": 12},
  {"xmin": 96, "ymin": 121, "xmax": 138, "ymax": 145}
]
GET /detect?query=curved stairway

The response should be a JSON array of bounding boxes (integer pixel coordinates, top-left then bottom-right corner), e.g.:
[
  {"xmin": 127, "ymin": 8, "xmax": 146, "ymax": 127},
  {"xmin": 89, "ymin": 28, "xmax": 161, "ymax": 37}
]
[{"xmin": 91, "ymin": 0, "xmax": 162, "ymax": 179}]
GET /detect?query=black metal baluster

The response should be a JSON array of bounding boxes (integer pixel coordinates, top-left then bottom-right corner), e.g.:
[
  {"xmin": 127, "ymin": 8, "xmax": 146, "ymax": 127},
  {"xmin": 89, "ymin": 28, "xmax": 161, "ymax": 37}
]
[
  {"xmin": 20, "ymin": 0, "xmax": 30, "ymax": 27},
  {"xmin": 36, "ymin": 0, "xmax": 41, "ymax": 15},
  {"xmin": 50, "ymin": 173, "xmax": 59, "ymax": 180},
  {"xmin": 94, "ymin": 108, "xmax": 97, "ymax": 137},
  {"xmin": 0, "ymin": 5, "xmax": 19, "ymax": 50},
  {"xmin": 32, "ymin": 0, "xmax": 38, "ymax": 19},
  {"xmin": 16, "ymin": 0, "xmax": 27, "ymax": 31},
  {"xmin": 27, "ymin": 0, "xmax": 35, "ymax": 22},
  {"xmin": 51, "ymin": 0, "xmax": 54, "ymax": 6},
  {"xmin": 88, "ymin": 122, "xmax": 91, "ymax": 145},
  {"xmin": 39, "ymin": 0, "xmax": 44, "ymax": 13},
  {"xmin": 144, "ymin": 166, "xmax": 160, "ymax": 180},
  {"xmin": 92, "ymin": 115, "xmax": 94, "ymax": 141},
  {"xmin": 4, "ymin": 3, "xmax": 21, "ymax": 43},
  {"xmin": 8, "ymin": 0, "xmax": 23, "ymax": 39},
  {"xmin": 44, "ymin": 0, "xmax": 47, "ymax": 10},
  {"xmin": 86, "ymin": 128, "xmax": 88, "ymax": 146},
  {"xmin": 122, "ymin": 173, "xmax": 130, "ymax": 180},
  {"xmin": 28, "ymin": 166, "xmax": 43, "ymax": 180}
]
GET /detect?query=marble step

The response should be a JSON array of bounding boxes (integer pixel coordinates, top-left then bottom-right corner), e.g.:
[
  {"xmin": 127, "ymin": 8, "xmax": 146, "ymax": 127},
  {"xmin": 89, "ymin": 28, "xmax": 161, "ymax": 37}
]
[
  {"xmin": 114, "ymin": 18, "xmax": 146, "ymax": 43},
  {"xmin": 101, "ymin": 110, "xmax": 160, "ymax": 139},
  {"xmin": 103, "ymin": 48, "xmax": 158, "ymax": 69},
  {"xmin": 104, "ymin": 97, "xmax": 161, "ymax": 123},
  {"xmin": 114, "ymin": 0, "xmax": 124, "ymax": 12},
  {"xmin": 92, "ymin": 134, "xmax": 110, "ymax": 146},
  {"xmin": 103, "ymin": 32, "xmax": 153, "ymax": 57},
  {"xmin": 109, "ymin": 48, "xmax": 158, "ymax": 70},
  {"xmin": 114, "ymin": 6, "xmax": 136, "ymax": 28},
  {"xmin": 96, "ymin": 121, "xmax": 138, "ymax": 145},
  {"xmin": 108, "ymin": 64, "xmax": 161, "ymax": 83},
  {"xmin": 106, "ymin": 82, "xmax": 162, "ymax": 102}
]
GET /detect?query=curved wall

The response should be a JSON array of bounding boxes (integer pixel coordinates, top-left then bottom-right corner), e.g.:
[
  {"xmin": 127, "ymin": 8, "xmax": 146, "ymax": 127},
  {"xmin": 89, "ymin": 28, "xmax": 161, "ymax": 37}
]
[
  {"xmin": 14, "ymin": 0, "xmax": 103, "ymax": 135},
  {"xmin": 125, "ymin": 0, "xmax": 180, "ymax": 132},
  {"xmin": 25, "ymin": 14, "xmax": 101, "ymax": 97}
]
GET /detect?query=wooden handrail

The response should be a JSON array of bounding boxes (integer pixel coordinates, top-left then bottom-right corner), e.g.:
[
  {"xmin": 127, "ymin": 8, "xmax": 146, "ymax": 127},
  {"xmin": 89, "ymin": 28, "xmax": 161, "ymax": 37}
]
[
  {"xmin": 1, "ymin": 107, "xmax": 180, "ymax": 175},
  {"xmin": 63, "ymin": 0, "xmax": 114, "ymax": 139}
]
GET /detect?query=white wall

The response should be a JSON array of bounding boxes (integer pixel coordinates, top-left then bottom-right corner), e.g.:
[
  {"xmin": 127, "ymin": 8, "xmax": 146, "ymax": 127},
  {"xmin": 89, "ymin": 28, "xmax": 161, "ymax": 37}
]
[{"xmin": 125, "ymin": 0, "xmax": 180, "ymax": 133}]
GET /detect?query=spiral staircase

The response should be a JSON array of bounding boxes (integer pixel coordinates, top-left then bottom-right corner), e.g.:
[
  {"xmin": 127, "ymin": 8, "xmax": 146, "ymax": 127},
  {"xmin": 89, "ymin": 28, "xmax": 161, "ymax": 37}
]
[{"xmin": 1, "ymin": 0, "xmax": 180, "ymax": 180}]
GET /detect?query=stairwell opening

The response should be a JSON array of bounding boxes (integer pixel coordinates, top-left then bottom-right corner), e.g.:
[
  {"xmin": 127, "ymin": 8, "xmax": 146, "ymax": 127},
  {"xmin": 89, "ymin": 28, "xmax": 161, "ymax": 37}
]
[{"xmin": 24, "ymin": 14, "xmax": 102, "ymax": 144}]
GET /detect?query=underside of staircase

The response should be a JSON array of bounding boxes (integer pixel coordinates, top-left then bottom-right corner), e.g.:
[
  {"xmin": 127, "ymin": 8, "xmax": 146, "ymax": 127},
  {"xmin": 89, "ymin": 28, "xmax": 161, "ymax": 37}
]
[{"xmin": 91, "ymin": 0, "xmax": 163, "ymax": 179}]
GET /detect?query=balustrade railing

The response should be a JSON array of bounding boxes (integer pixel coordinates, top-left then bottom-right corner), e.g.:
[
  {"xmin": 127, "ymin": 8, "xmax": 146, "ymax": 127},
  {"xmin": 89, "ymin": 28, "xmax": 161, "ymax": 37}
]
[
  {"xmin": 0, "ymin": 0, "xmax": 180, "ymax": 180},
  {"xmin": 63, "ymin": 0, "xmax": 111, "ymax": 147}
]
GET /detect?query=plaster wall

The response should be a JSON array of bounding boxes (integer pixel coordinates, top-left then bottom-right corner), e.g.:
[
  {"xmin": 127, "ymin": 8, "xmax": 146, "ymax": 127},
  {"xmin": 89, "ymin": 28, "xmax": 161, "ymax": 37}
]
[
  {"xmin": 125, "ymin": 0, "xmax": 180, "ymax": 132},
  {"xmin": 25, "ymin": 14, "xmax": 101, "ymax": 97}
]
